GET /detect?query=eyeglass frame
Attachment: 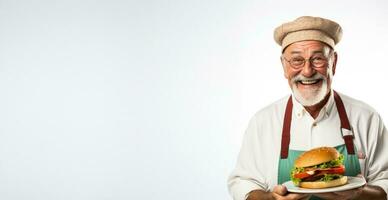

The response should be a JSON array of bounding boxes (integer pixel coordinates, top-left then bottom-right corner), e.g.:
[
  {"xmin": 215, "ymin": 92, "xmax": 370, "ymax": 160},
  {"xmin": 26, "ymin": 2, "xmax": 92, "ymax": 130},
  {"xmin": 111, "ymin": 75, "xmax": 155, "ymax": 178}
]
[{"xmin": 282, "ymin": 52, "xmax": 334, "ymax": 69}]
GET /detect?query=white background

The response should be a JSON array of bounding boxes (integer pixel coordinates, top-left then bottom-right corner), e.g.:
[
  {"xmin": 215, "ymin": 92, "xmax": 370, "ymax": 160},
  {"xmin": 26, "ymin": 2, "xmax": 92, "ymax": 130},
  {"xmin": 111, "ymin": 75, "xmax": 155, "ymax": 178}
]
[{"xmin": 1, "ymin": 0, "xmax": 388, "ymax": 199}]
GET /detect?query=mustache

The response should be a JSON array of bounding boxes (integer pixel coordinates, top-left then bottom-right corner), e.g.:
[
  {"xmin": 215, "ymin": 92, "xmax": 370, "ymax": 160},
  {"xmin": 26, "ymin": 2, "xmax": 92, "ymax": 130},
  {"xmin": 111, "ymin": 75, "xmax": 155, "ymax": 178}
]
[{"xmin": 292, "ymin": 73, "xmax": 325, "ymax": 83}]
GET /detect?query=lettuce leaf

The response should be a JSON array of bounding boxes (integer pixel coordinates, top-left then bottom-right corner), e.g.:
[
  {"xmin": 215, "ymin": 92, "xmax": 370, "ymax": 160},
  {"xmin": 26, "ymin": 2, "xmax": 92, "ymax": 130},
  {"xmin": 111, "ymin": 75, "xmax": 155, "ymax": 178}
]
[
  {"xmin": 314, "ymin": 154, "xmax": 344, "ymax": 169},
  {"xmin": 290, "ymin": 167, "xmax": 304, "ymax": 185},
  {"xmin": 291, "ymin": 176, "xmax": 301, "ymax": 185},
  {"xmin": 319, "ymin": 174, "xmax": 343, "ymax": 182}
]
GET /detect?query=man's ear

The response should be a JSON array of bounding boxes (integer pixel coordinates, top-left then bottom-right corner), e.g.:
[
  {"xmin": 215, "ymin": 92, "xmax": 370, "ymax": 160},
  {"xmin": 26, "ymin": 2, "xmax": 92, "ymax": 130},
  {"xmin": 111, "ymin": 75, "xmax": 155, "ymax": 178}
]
[
  {"xmin": 332, "ymin": 52, "xmax": 338, "ymax": 76},
  {"xmin": 280, "ymin": 56, "xmax": 288, "ymax": 79}
]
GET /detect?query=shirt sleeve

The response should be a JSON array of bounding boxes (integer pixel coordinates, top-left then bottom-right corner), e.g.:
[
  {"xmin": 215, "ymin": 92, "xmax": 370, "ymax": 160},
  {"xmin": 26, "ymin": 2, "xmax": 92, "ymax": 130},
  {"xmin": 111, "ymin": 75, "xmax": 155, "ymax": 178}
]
[
  {"xmin": 365, "ymin": 112, "xmax": 388, "ymax": 198},
  {"xmin": 227, "ymin": 116, "xmax": 269, "ymax": 200}
]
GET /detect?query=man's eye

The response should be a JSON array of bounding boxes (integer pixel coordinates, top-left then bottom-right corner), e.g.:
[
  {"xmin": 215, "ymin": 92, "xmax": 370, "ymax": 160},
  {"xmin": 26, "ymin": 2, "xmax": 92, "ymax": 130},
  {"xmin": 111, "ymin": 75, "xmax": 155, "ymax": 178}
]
[
  {"xmin": 291, "ymin": 58, "xmax": 304, "ymax": 62},
  {"xmin": 313, "ymin": 57, "xmax": 324, "ymax": 61}
]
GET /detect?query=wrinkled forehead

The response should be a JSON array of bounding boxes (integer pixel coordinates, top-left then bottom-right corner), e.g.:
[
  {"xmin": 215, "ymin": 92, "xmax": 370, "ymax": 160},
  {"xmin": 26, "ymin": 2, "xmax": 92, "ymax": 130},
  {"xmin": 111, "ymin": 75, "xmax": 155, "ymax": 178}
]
[{"xmin": 283, "ymin": 40, "xmax": 332, "ymax": 55}]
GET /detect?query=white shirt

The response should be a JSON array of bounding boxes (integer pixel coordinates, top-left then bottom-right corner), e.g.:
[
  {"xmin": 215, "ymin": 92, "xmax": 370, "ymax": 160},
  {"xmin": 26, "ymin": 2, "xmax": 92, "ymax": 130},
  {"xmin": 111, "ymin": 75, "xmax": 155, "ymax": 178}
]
[{"xmin": 227, "ymin": 91, "xmax": 388, "ymax": 200}]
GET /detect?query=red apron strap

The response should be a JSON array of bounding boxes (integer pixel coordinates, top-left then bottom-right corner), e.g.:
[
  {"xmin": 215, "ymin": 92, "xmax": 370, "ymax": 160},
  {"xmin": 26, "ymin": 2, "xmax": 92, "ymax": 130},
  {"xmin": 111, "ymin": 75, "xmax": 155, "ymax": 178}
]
[
  {"xmin": 280, "ymin": 96, "xmax": 293, "ymax": 159},
  {"xmin": 334, "ymin": 91, "xmax": 355, "ymax": 155}
]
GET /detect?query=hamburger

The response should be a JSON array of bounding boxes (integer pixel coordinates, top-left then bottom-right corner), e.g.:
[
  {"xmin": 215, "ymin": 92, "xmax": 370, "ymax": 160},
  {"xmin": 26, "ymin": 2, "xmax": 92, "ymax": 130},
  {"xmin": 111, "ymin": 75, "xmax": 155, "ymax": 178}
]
[{"xmin": 290, "ymin": 146, "xmax": 347, "ymax": 189}]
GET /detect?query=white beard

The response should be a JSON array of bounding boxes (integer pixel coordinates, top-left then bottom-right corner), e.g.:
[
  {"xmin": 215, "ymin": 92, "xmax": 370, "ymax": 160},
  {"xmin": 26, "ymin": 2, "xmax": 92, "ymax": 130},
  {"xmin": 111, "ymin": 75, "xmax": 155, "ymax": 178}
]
[{"xmin": 291, "ymin": 73, "xmax": 329, "ymax": 106}]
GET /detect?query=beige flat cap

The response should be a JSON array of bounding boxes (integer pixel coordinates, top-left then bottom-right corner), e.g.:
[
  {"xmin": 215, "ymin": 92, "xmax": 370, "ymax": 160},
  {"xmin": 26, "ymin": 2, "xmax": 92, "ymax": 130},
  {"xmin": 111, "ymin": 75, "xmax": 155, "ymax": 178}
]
[{"xmin": 274, "ymin": 16, "xmax": 342, "ymax": 51}]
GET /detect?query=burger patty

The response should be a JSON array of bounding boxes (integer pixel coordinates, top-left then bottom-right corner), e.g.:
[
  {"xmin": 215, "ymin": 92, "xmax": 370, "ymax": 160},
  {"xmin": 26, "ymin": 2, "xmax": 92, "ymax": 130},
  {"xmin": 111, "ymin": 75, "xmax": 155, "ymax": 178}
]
[
  {"xmin": 301, "ymin": 172, "xmax": 342, "ymax": 182},
  {"xmin": 302, "ymin": 175, "xmax": 325, "ymax": 182}
]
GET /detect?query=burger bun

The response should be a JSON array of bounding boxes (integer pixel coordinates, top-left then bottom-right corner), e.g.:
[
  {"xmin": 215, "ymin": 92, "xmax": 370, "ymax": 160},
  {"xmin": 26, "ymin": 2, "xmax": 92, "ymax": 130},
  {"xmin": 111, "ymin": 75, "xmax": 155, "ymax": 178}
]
[
  {"xmin": 295, "ymin": 147, "xmax": 339, "ymax": 168},
  {"xmin": 299, "ymin": 176, "xmax": 348, "ymax": 189}
]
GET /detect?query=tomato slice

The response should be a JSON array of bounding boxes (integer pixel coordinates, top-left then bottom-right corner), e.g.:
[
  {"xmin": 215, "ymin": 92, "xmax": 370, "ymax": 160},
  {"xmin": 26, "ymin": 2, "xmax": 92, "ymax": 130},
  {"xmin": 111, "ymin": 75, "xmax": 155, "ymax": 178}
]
[
  {"xmin": 319, "ymin": 165, "xmax": 345, "ymax": 175},
  {"xmin": 293, "ymin": 171, "xmax": 313, "ymax": 179},
  {"xmin": 293, "ymin": 165, "xmax": 345, "ymax": 179}
]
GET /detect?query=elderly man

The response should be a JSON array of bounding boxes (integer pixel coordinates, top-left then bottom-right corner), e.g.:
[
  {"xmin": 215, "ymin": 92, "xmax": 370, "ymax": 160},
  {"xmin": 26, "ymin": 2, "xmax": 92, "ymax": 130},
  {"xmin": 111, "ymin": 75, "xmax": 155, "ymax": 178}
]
[{"xmin": 227, "ymin": 16, "xmax": 388, "ymax": 200}]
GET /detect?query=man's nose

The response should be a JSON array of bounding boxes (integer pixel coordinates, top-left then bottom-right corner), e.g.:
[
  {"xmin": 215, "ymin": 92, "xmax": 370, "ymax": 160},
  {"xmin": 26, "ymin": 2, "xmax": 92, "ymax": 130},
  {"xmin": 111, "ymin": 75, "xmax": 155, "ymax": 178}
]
[{"xmin": 300, "ymin": 60, "xmax": 316, "ymax": 77}]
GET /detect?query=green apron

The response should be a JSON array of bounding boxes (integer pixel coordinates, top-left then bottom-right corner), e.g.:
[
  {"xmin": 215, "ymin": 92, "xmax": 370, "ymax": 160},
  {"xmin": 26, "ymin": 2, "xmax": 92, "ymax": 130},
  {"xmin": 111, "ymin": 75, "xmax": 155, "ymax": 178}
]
[{"xmin": 277, "ymin": 91, "xmax": 361, "ymax": 200}]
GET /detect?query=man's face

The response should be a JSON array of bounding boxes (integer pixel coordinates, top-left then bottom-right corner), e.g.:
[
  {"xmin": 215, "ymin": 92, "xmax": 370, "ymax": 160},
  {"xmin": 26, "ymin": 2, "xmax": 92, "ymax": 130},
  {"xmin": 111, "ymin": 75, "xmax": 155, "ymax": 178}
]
[{"xmin": 281, "ymin": 40, "xmax": 337, "ymax": 106}]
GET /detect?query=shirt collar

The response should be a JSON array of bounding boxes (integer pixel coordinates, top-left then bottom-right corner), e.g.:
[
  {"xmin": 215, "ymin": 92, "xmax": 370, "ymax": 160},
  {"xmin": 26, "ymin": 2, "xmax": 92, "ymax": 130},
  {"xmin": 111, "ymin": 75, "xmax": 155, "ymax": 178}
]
[{"xmin": 292, "ymin": 89, "xmax": 335, "ymax": 119}]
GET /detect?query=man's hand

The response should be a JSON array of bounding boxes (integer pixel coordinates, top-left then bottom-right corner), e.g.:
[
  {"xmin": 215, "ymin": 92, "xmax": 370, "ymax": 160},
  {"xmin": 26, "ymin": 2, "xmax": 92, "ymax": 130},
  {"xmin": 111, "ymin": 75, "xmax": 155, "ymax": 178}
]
[
  {"xmin": 313, "ymin": 187, "xmax": 363, "ymax": 200},
  {"xmin": 272, "ymin": 185, "xmax": 311, "ymax": 200},
  {"xmin": 247, "ymin": 185, "xmax": 311, "ymax": 200},
  {"xmin": 313, "ymin": 184, "xmax": 387, "ymax": 200}
]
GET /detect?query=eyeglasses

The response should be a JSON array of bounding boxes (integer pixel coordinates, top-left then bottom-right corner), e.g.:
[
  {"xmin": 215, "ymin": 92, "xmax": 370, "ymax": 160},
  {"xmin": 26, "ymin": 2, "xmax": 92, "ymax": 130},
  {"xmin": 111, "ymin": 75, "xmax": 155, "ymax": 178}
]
[{"xmin": 282, "ymin": 54, "xmax": 331, "ymax": 69}]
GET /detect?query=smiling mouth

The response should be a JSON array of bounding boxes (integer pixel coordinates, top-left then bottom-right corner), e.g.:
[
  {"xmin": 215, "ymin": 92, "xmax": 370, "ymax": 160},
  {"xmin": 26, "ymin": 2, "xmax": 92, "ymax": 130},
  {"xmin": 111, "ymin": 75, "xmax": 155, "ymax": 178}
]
[{"xmin": 298, "ymin": 79, "xmax": 322, "ymax": 85}]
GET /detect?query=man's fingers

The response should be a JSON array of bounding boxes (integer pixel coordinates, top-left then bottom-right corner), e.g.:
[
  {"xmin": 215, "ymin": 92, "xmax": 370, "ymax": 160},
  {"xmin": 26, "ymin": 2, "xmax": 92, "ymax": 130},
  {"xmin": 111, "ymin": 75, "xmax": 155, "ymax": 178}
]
[
  {"xmin": 332, "ymin": 187, "xmax": 363, "ymax": 199},
  {"xmin": 286, "ymin": 193, "xmax": 311, "ymax": 200},
  {"xmin": 313, "ymin": 193, "xmax": 334, "ymax": 199},
  {"xmin": 273, "ymin": 185, "xmax": 288, "ymax": 196},
  {"xmin": 300, "ymin": 195, "xmax": 312, "ymax": 200},
  {"xmin": 272, "ymin": 185, "xmax": 311, "ymax": 199}
]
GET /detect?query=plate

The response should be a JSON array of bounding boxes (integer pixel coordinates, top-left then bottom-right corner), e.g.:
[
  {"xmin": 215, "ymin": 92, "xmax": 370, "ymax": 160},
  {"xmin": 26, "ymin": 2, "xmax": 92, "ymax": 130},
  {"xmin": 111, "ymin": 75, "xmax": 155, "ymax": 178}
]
[{"xmin": 283, "ymin": 176, "xmax": 366, "ymax": 193}]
